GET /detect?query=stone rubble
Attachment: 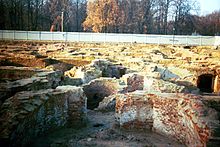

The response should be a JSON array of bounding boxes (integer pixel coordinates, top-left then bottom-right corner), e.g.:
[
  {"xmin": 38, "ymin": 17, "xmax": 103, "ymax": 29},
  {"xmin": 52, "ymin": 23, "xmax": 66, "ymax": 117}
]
[
  {"xmin": 65, "ymin": 59, "xmax": 126, "ymax": 84},
  {"xmin": 66, "ymin": 66, "xmax": 102, "ymax": 83},
  {"xmin": 121, "ymin": 73, "xmax": 144, "ymax": 92},
  {"xmin": 144, "ymin": 76, "xmax": 188, "ymax": 93}
]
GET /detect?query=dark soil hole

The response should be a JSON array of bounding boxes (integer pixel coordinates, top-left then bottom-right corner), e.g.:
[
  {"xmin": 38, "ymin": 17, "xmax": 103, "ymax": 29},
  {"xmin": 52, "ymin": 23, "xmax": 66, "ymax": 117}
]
[
  {"xmin": 93, "ymin": 123, "xmax": 104, "ymax": 127},
  {"xmin": 84, "ymin": 91, "xmax": 109, "ymax": 110},
  {"xmin": 197, "ymin": 74, "xmax": 214, "ymax": 93}
]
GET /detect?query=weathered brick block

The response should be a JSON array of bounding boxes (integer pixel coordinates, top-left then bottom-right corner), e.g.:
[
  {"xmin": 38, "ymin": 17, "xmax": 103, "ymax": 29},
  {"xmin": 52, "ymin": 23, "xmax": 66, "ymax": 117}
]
[
  {"xmin": 115, "ymin": 91, "xmax": 154, "ymax": 130},
  {"xmin": 115, "ymin": 91, "xmax": 219, "ymax": 147}
]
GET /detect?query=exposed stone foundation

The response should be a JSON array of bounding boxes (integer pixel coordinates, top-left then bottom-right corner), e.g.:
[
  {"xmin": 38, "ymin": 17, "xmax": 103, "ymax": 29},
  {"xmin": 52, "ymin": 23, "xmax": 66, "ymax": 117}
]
[
  {"xmin": 0, "ymin": 66, "xmax": 46, "ymax": 81},
  {"xmin": 0, "ymin": 86, "xmax": 86, "ymax": 146},
  {"xmin": 0, "ymin": 70, "xmax": 63, "ymax": 107}
]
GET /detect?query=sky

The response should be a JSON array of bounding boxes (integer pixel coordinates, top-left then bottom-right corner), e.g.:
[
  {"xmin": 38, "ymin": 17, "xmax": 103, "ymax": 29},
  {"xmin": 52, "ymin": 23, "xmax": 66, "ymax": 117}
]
[{"xmin": 199, "ymin": 0, "xmax": 220, "ymax": 15}]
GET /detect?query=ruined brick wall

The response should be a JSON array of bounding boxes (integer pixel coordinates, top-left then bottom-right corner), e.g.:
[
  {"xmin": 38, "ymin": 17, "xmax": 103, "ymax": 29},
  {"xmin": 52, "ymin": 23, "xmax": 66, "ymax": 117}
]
[
  {"xmin": 115, "ymin": 91, "xmax": 153, "ymax": 130},
  {"xmin": 0, "ymin": 86, "xmax": 86, "ymax": 146},
  {"xmin": 115, "ymin": 92, "xmax": 218, "ymax": 146},
  {"xmin": 57, "ymin": 86, "xmax": 87, "ymax": 126},
  {"xmin": 152, "ymin": 94, "xmax": 214, "ymax": 147}
]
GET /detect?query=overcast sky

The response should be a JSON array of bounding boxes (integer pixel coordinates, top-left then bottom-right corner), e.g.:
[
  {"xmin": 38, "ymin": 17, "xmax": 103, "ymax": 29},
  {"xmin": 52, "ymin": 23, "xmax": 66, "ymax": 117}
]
[{"xmin": 199, "ymin": 0, "xmax": 220, "ymax": 15}]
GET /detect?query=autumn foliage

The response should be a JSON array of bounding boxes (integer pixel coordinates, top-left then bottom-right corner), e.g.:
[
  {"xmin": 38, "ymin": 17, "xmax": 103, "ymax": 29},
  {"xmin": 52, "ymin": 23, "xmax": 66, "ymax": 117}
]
[
  {"xmin": 0, "ymin": 0, "xmax": 219, "ymax": 35},
  {"xmin": 83, "ymin": 0, "xmax": 120, "ymax": 32}
]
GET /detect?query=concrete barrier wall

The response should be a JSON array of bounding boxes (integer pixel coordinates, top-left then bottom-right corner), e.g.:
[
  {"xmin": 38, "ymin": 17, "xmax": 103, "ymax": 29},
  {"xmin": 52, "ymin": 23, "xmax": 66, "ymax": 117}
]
[{"xmin": 0, "ymin": 30, "xmax": 219, "ymax": 46}]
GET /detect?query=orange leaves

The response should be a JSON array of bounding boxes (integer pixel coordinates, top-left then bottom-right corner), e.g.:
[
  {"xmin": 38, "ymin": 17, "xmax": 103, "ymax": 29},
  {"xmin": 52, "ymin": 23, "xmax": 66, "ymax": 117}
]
[{"xmin": 83, "ymin": 0, "xmax": 120, "ymax": 33}]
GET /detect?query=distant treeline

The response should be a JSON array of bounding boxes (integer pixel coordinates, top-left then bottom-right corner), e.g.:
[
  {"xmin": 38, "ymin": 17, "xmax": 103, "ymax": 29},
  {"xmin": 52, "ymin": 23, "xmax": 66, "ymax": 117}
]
[{"xmin": 0, "ymin": 0, "xmax": 219, "ymax": 35}]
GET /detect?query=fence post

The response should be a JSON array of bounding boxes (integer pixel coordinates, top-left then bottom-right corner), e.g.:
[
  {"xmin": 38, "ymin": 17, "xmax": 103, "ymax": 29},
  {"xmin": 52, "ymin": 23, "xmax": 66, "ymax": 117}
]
[
  {"xmin": 117, "ymin": 34, "xmax": 121, "ymax": 41},
  {"xmin": 131, "ymin": 34, "xmax": 133, "ymax": 44},
  {"xmin": 62, "ymin": 32, "xmax": 64, "ymax": 42},
  {"xmin": 1, "ymin": 30, "xmax": 3, "ymax": 40},
  {"xmin": 186, "ymin": 36, "xmax": 188, "ymax": 46},
  {"xmin": 78, "ymin": 32, "xmax": 80, "ymax": 42},
  {"xmin": 65, "ymin": 32, "xmax": 67, "ymax": 42},
  {"xmin": 27, "ymin": 31, "xmax": 28, "ymax": 40},
  {"xmin": 13, "ymin": 30, "xmax": 15, "ymax": 40},
  {"xmin": 52, "ymin": 32, "xmax": 53, "ymax": 41},
  {"xmin": 39, "ymin": 31, "xmax": 41, "ymax": 41},
  {"xmin": 145, "ymin": 35, "xmax": 147, "ymax": 44},
  {"xmin": 172, "ymin": 34, "xmax": 175, "ymax": 46},
  {"xmin": 158, "ymin": 35, "xmax": 160, "ymax": 45},
  {"xmin": 200, "ymin": 36, "xmax": 202, "ymax": 46}
]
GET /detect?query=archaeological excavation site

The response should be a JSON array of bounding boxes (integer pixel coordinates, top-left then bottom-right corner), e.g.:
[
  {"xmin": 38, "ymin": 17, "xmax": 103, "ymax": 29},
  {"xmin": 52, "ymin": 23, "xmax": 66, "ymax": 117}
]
[{"xmin": 0, "ymin": 41, "xmax": 220, "ymax": 147}]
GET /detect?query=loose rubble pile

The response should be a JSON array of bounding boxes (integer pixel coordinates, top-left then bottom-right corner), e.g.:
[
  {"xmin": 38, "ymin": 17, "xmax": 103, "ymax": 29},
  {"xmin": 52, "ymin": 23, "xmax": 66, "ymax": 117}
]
[{"xmin": 0, "ymin": 41, "xmax": 220, "ymax": 146}]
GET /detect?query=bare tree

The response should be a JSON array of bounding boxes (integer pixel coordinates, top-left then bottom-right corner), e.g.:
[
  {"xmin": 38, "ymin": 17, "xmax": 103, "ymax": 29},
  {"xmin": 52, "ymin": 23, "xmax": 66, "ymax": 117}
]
[
  {"xmin": 0, "ymin": 0, "xmax": 208, "ymax": 36},
  {"xmin": 170, "ymin": 0, "xmax": 198, "ymax": 34}
]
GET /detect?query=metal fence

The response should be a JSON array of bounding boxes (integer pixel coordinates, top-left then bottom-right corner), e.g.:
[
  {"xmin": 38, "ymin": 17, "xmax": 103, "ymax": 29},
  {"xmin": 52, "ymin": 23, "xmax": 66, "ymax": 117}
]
[{"xmin": 0, "ymin": 30, "xmax": 220, "ymax": 46}]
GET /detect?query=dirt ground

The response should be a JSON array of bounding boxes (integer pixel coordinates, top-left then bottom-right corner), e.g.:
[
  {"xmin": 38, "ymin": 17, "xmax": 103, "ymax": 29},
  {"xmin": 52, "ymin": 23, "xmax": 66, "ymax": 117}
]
[{"xmin": 31, "ymin": 110, "xmax": 185, "ymax": 147}]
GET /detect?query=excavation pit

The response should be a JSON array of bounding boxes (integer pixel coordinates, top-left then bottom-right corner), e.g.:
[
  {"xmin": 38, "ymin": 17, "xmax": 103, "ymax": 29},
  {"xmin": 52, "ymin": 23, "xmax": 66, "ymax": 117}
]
[
  {"xmin": 0, "ymin": 41, "xmax": 220, "ymax": 147},
  {"xmin": 83, "ymin": 78, "xmax": 119, "ymax": 110}
]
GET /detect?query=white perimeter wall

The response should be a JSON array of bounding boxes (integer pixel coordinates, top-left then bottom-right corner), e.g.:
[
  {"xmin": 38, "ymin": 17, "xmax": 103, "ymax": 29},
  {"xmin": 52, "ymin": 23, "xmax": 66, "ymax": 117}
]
[{"xmin": 0, "ymin": 30, "xmax": 219, "ymax": 46}]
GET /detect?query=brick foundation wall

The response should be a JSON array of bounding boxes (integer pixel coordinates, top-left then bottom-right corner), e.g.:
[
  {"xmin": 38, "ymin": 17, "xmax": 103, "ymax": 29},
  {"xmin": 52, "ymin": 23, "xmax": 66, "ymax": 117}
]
[{"xmin": 115, "ymin": 91, "xmax": 219, "ymax": 146}]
